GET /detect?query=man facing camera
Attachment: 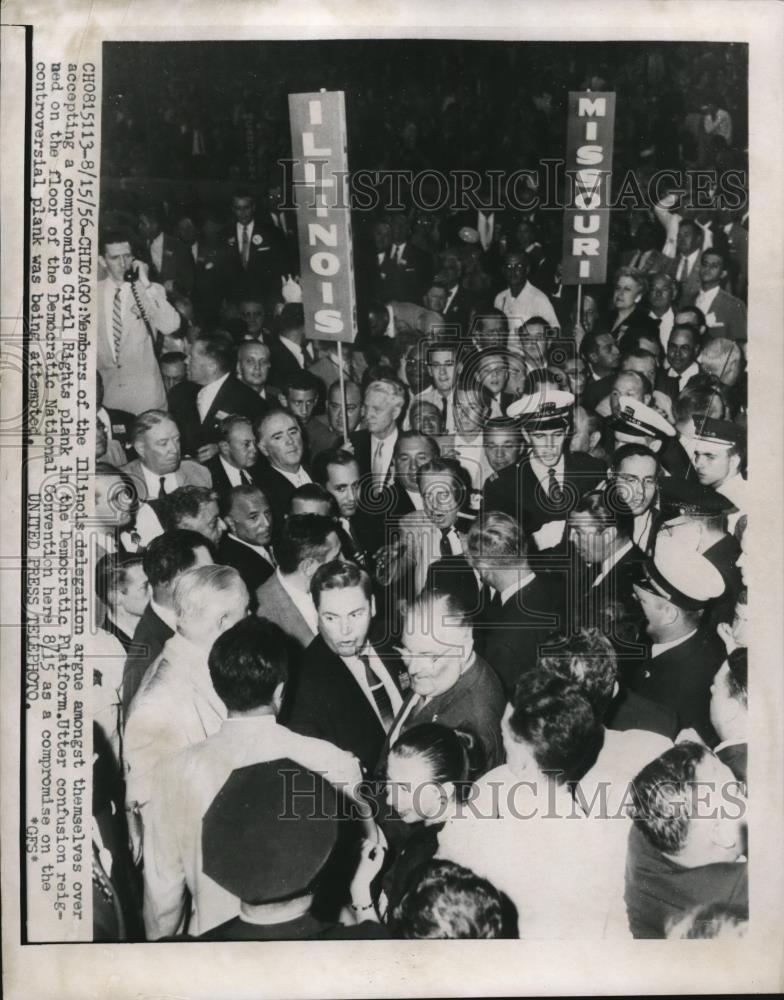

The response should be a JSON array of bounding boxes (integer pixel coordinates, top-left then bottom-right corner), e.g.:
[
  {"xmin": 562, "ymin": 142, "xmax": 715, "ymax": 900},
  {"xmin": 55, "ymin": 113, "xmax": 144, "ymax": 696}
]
[{"xmin": 284, "ymin": 561, "xmax": 404, "ymax": 774}]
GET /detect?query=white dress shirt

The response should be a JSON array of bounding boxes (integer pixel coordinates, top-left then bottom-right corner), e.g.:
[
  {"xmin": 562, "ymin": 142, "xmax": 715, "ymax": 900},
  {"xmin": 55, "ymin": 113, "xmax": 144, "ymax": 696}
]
[
  {"xmin": 141, "ymin": 464, "xmax": 180, "ymax": 499},
  {"xmin": 227, "ymin": 533, "xmax": 275, "ymax": 566},
  {"xmin": 675, "ymin": 247, "xmax": 700, "ymax": 282},
  {"xmin": 196, "ymin": 372, "xmax": 229, "ymax": 422},
  {"xmin": 276, "ymin": 569, "xmax": 318, "ymax": 633},
  {"xmin": 219, "ymin": 455, "xmax": 253, "ymax": 488},
  {"xmin": 405, "ymin": 488, "xmax": 424, "ymax": 510},
  {"xmin": 274, "ymin": 464, "xmax": 312, "ymax": 488},
  {"xmin": 652, "ymin": 307, "xmax": 675, "ymax": 350},
  {"xmin": 236, "ymin": 219, "xmax": 254, "ymax": 246},
  {"xmin": 371, "ymin": 428, "xmax": 398, "ymax": 481},
  {"xmin": 279, "ymin": 336, "xmax": 305, "ymax": 369},
  {"xmin": 341, "ymin": 645, "xmax": 404, "ymax": 725},
  {"xmin": 529, "ymin": 454, "xmax": 565, "ymax": 491},
  {"xmin": 695, "ymin": 284, "xmax": 720, "ymax": 318},
  {"xmin": 494, "ymin": 282, "xmax": 559, "ymax": 333},
  {"xmin": 103, "ymin": 280, "xmax": 129, "ymax": 363},
  {"xmin": 664, "ymin": 360, "xmax": 701, "ymax": 393},
  {"xmin": 592, "ymin": 539, "xmax": 634, "ymax": 588}
]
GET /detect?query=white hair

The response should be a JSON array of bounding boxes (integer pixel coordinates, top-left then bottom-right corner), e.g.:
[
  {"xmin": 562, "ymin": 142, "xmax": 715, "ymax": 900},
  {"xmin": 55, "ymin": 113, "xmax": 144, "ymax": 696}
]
[
  {"xmin": 173, "ymin": 564, "xmax": 248, "ymax": 626},
  {"xmin": 365, "ymin": 379, "xmax": 406, "ymax": 407}
]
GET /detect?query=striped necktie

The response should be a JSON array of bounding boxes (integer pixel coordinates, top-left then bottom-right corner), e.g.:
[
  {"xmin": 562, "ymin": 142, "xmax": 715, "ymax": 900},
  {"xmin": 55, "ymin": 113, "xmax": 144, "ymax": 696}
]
[
  {"xmin": 359, "ymin": 653, "xmax": 395, "ymax": 731},
  {"xmin": 112, "ymin": 287, "xmax": 123, "ymax": 362}
]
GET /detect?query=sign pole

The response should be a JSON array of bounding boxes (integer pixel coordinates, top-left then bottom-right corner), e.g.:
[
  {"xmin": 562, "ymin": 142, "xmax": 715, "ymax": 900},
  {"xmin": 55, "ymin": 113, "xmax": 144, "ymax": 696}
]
[
  {"xmin": 576, "ymin": 283, "xmax": 583, "ymax": 344},
  {"xmin": 336, "ymin": 341, "xmax": 349, "ymax": 445}
]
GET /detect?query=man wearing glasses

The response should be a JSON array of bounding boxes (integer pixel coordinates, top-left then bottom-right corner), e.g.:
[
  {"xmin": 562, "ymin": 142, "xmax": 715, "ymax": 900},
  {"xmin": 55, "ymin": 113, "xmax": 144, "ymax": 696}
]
[
  {"xmin": 610, "ymin": 443, "xmax": 663, "ymax": 555},
  {"xmin": 385, "ymin": 587, "xmax": 505, "ymax": 771}
]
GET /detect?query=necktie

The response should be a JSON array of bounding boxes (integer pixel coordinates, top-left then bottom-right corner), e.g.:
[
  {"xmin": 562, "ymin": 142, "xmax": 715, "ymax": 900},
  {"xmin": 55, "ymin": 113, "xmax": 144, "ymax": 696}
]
[
  {"xmin": 373, "ymin": 439, "xmax": 384, "ymax": 478},
  {"xmin": 676, "ymin": 256, "xmax": 687, "ymax": 281},
  {"xmin": 241, "ymin": 469, "xmax": 252, "ymax": 485},
  {"xmin": 547, "ymin": 468, "xmax": 564, "ymax": 507},
  {"xmin": 112, "ymin": 287, "xmax": 123, "ymax": 363},
  {"xmin": 359, "ymin": 654, "xmax": 395, "ymax": 731},
  {"xmin": 241, "ymin": 225, "xmax": 249, "ymax": 267},
  {"xmin": 440, "ymin": 395, "xmax": 449, "ymax": 425},
  {"xmin": 158, "ymin": 477, "xmax": 167, "ymax": 499},
  {"xmin": 631, "ymin": 250, "xmax": 642, "ymax": 269},
  {"xmin": 440, "ymin": 529, "xmax": 453, "ymax": 557}
]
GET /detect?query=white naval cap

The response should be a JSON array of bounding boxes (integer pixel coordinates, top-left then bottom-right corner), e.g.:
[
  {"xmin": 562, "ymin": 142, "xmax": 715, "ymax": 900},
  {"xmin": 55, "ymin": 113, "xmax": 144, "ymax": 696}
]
[
  {"xmin": 612, "ymin": 397, "xmax": 676, "ymax": 442},
  {"xmin": 506, "ymin": 387, "xmax": 575, "ymax": 428},
  {"xmin": 640, "ymin": 534, "xmax": 725, "ymax": 609}
]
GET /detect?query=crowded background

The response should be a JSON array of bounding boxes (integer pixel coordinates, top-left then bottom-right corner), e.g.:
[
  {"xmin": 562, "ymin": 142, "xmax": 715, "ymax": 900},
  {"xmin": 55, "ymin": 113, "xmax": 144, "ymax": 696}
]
[{"xmin": 90, "ymin": 38, "xmax": 749, "ymax": 942}]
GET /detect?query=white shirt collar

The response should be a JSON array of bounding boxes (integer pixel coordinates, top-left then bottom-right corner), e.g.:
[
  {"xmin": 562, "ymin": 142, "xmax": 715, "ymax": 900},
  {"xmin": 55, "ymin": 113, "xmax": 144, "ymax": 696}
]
[
  {"xmin": 279, "ymin": 337, "xmax": 304, "ymax": 367},
  {"xmin": 273, "ymin": 464, "xmax": 311, "ymax": 487},
  {"xmin": 651, "ymin": 628, "xmax": 698, "ymax": 658},
  {"xmin": 529, "ymin": 454, "xmax": 564, "ymax": 488},
  {"xmin": 713, "ymin": 737, "xmax": 745, "ymax": 754},
  {"xmin": 141, "ymin": 464, "xmax": 179, "ymax": 497},
  {"xmin": 228, "ymin": 533, "xmax": 274, "ymax": 564},
  {"xmin": 592, "ymin": 539, "xmax": 634, "ymax": 587},
  {"xmin": 150, "ymin": 598, "xmax": 177, "ymax": 632},
  {"xmin": 664, "ymin": 360, "xmax": 701, "ymax": 390},
  {"xmin": 406, "ymin": 487, "xmax": 424, "ymax": 510},
  {"xmin": 275, "ymin": 568, "xmax": 318, "ymax": 633},
  {"xmin": 500, "ymin": 573, "xmax": 536, "ymax": 605},
  {"xmin": 236, "ymin": 219, "xmax": 254, "ymax": 242},
  {"xmin": 696, "ymin": 285, "xmax": 720, "ymax": 312},
  {"xmin": 219, "ymin": 454, "xmax": 245, "ymax": 487},
  {"xmin": 197, "ymin": 371, "xmax": 230, "ymax": 421}
]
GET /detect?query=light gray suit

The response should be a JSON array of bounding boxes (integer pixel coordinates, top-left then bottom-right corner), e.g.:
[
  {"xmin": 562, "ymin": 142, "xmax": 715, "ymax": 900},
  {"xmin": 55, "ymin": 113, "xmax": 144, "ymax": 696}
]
[
  {"xmin": 254, "ymin": 572, "xmax": 316, "ymax": 649},
  {"xmin": 121, "ymin": 458, "xmax": 212, "ymax": 502}
]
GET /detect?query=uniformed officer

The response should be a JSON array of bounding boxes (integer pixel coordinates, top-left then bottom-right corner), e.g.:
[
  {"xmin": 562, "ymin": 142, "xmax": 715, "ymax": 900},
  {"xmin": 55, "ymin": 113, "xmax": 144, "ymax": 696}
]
[{"xmin": 628, "ymin": 536, "xmax": 726, "ymax": 743}]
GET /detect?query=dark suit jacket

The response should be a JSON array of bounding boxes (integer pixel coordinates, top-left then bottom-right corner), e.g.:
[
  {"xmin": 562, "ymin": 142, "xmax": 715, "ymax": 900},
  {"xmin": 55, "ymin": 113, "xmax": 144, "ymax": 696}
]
[
  {"xmin": 604, "ymin": 685, "xmax": 679, "ymax": 740},
  {"xmin": 580, "ymin": 543, "xmax": 648, "ymax": 629},
  {"xmin": 253, "ymin": 458, "xmax": 311, "ymax": 523},
  {"xmin": 218, "ymin": 220, "xmax": 287, "ymax": 304},
  {"xmin": 350, "ymin": 429, "xmax": 396, "ymax": 486},
  {"xmin": 103, "ymin": 406, "xmax": 135, "ymax": 450},
  {"xmin": 283, "ymin": 634, "xmax": 404, "ymax": 774},
  {"xmin": 202, "ymin": 454, "xmax": 264, "ymax": 499},
  {"xmin": 167, "ymin": 375, "xmax": 266, "ymax": 457},
  {"xmin": 582, "ymin": 374, "xmax": 616, "ymax": 413},
  {"xmin": 144, "ymin": 233, "xmax": 195, "ymax": 296},
  {"xmin": 665, "ymin": 255, "xmax": 702, "ymax": 307},
  {"xmin": 702, "ymin": 288, "xmax": 747, "ymax": 343},
  {"xmin": 383, "ymin": 655, "xmax": 506, "ymax": 772},
  {"xmin": 255, "ymin": 570, "xmax": 316, "ymax": 649},
  {"xmin": 122, "ymin": 604, "xmax": 174, "ymax": 716},
  {"xmin": 217, "ymin": 533, "xmax": 274, "ymax": 595},
  {"xmin": 373, "ymin": 243, "xmax": 433, "ymax": 303},
  {"xmin": 626, "ymin": 630, "xmax": 725, "ymax": 744},
  {"xmin": 482, "ymin": 451, "xmax": 606, "ymax": 541},
  {"xmin": 442, "ymin": 285, "xmax": 473, "ymax": 339},
  {"xmin": 480, "ymin": 574, "xmax": 565, "ymax": 696}
]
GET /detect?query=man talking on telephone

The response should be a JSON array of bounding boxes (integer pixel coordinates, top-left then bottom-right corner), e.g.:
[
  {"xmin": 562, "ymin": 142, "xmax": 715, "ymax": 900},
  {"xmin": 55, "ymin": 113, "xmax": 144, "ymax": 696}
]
[{"xmin": 97, "ymin": 228, "xmax": 182, "ymax": 414}]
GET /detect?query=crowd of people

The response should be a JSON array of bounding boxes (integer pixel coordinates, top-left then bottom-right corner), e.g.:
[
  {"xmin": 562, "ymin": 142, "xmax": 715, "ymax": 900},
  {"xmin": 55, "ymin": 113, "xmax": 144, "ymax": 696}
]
[{"xmin": 89, "ymin": 44, "xmax": 750, "ymax": 943}]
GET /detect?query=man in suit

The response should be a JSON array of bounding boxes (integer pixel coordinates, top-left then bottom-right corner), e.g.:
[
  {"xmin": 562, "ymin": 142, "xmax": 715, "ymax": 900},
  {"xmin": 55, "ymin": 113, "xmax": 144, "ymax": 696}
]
[
  {"xmin": 305, "ymin": 379, "xmax": 362, "ymax": 457},
  {"xmin": 395, "ymin": 458, "xmax": 477, "ymax": 599},
  {"xmin": 159, "ymin": 486, "xmax": 227, "ymax": 549},
  {"xmin": 709, "ymin": 647, "xmax": 747, "ymax": 787},
  {"xmin": 686, "ymin": 417, "xmax": 746, "ymax": 533},
  {"xmin": 284, "ymin": 561, "xmax": 404, "ymax": 774},
  {"xmin": 610, "ymin": 443, "xmax": 664, "ymax": 555},
  {"xmin": 414, "ymin": 341, "xmax": 459, "ymax": 433},
  {"xmin": 218, "ymin": 189, "xmax": 286, "ymax": 307},
  {"xmin": 217, "ymin": 485, "xmax": 276, "ymax": 595},
  {"xmin": 142, "ymin": 616, "xmax": 362, "ymax": 938},
  {"xmin": 312, "ymin": 448, "xmax": 380, "ymax": 570},
  {"xmin": 121, "ymin": 529, "xmax": 215, "ymax": 716},
  {"xmin": 255, "ymin": 513, "xmax": 341, "ymax": 650},
  {"xmin": 385, "ymin": 588, "xmax": 505, "ymax": 771},
  {"xmin": 648, "ymin": 272, "xmax": 678, "ymax": 351},
  {"xmin": 168, "ymin": 335, "xmax": 266, "ymax": 460},
  {"xmin": 138, "ymin": 206, "xmax": 195, "ymax": 296},
  {"xmin": 278, "ymin": 370, "xmax": 322, "ymax": 456},
  {"xmin": 437, "ymin": 250, "xmax": 473, "ymax": 338},
  {"xmin": 124, "ymin": 565, "xmax": 249, "ymax": 839},
  {"xmin": 378, "ymin": 430, "xmax": 440, "ymax": 529},
  {"xmin": 625, "ymin": 743, "xmax": 747, "ymax": 938},
  {"xmin": 236, "ymin": 340, "xmax": 276, "ymax": 408},
  {"xmin": 665, "ymin": 219, "xmax": 703, "ymax": 307},
  {"xmin": 465, "ymin": 512, "xmax": 565, "ymax": 696},
  {"xmin": 122, "ymin": 411, "xmax": 213, "ymax": 545},
  {"xmin": 484, "ymin": 388, "xmax": 605, "ymax": 551},
  {"xmin": 580, "ymin": 330, "xmax": 622, "ymax": 411},
  {"xmin": 350, "ymin": 378, "xmax": 406, "ymax": 488},
  {"xmin": 694, "ymin": 248, "xmax": 747, "ymax": 344},
  {"xmin": 628, "ymin": 536, "xmax": 727, "ymax": 743},
  {"xmin": 95, "ymin": 552, "xmax": 149, "ymax": 652},
  {"xmin": 268, "ymin": 303, "xmax": 316, "ymax": 389},
  {"xmin": 381, "ymin": 213, "xmax": 433, "ymax": 304},
  {"xmin": 569, "ymin": 487, "xmax": 648, "ymax": 633},
  {"xmin": 656, "ymin": 324, "xmax": 702, "ymax": 404},
  {"xmin": 203, "ymin": 415, "xmax": 263, "ymax": 498},
  {"xmin": 96, "ymin": 229, "xmax": 180, "ymax": 414},
  {"xmin": 175, "ymin": 211, "xmax": 224, "ymax": 326},
  {"xmin": 253, "ymin": 408, "xmax": 313, "ymax": 524}
]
